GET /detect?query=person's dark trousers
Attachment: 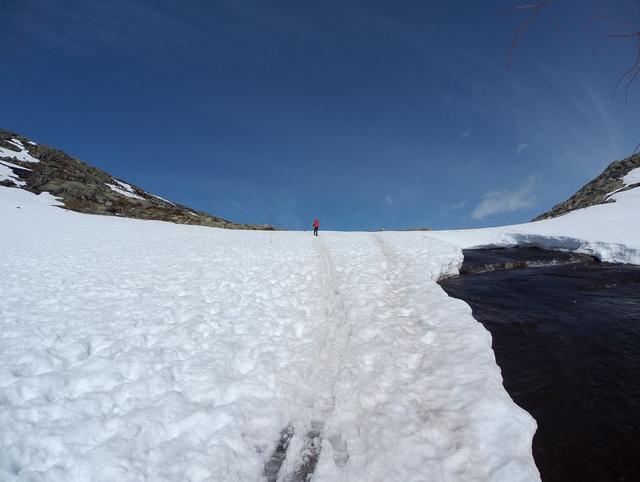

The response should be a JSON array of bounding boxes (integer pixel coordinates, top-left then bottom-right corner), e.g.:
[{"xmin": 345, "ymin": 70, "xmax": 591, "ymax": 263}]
[{"xmin": 313, "ymin": 227, "xmax": 318, "ymax": 236}]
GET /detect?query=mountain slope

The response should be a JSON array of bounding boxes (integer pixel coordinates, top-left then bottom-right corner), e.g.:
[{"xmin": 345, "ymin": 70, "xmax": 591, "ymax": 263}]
[
  {"xmin": 0, "ymin": 128, "xmax": 273, "ymax": 230},
  {"xmin": 534, "ymin": 153, "xmax": 640, "ymax": 221}
]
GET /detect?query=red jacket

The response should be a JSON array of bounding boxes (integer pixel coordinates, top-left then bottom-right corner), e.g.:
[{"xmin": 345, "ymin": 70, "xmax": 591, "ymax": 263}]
[{"xmin": 313, "ymin": 219, "xmax": 320, "ymax": 228}]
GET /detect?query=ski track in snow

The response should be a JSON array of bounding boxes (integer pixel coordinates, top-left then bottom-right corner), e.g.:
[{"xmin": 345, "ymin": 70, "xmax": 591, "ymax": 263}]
[{"xmin": 24, "ymin": 183, "xmax": 640, "ymax": 480}]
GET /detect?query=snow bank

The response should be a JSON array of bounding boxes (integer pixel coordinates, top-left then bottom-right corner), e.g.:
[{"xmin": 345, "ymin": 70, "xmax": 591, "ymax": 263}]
[
  {"xmin": 0, "ymin": 185, "xmax": 540, "ymax": 481},
  {"xmin": 622, "ymin": 167, "xmax": 640, "ymax": 186},
  {"xmin": 428, "ymin": 186, "xmax": 640, "ymax": 266},
  {"xmin": 1, "ymin": 187, "xmax": 62, "ymax": 210}
]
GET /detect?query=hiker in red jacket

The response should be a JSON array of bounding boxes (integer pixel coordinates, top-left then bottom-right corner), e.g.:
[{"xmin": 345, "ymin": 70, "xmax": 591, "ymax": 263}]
[{"xmin": 312, "ymin": 218, "xmax": 319, "ymax": 236}]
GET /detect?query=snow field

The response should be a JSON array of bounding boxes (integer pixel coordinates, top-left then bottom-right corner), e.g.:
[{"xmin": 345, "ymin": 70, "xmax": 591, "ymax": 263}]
[
  {"xmin": 0, "ymin": 187, "xmax": 541, "ymax": 481},
  {"xmin": 1, "ymin": 192, "xmax": 327, "ymax": 480},
  {"xmin": 8, "ymin": 177, "xmax": 640, "ymax": 481}
]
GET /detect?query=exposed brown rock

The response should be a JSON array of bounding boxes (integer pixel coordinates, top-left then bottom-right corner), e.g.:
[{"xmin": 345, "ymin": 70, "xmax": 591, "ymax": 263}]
[
  {"xmin": 0, "ymin": 128, "xmax": 275, "ymax": 230},
  {"xmin": 533, "ymin": 153, "xmax": 640, "ymax": 221}
]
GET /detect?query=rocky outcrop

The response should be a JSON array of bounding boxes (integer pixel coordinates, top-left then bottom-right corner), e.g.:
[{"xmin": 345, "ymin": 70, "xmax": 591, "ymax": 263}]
[
  {"xmin": 0, "ymin": 128, "xmax": 274, "ymax": 230},
  {"xmin": 533, "ymin": 153, "xmax": 640, "ymax": 221}
]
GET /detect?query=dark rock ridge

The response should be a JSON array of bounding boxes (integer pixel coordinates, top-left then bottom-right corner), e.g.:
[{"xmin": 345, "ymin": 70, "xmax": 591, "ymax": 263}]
[
  {"xmin": 0, "ymin": 128, "xmax": 274, "ymax": 230},
  {"xmin": 533, "ymin": 152, "xmax": 640, "ymax": 221}
]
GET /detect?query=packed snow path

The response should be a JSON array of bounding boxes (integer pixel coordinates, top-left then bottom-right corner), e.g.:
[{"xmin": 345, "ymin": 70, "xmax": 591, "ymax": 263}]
[{"xmin": 0, "ymin": 189, "xmax": 544, "ymax": 481}]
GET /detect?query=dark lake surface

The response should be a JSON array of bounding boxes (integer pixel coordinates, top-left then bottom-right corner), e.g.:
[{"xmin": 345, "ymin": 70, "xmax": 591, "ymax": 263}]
[{"xmin": 439, "ymin": 248, "xmax": 640, "ymax": 482}]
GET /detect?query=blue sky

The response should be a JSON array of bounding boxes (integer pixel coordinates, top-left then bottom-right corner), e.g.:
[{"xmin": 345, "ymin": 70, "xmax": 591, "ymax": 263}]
[{"xmin": 2, "ymin": 0, "xmax": 639, "ymax": 230}]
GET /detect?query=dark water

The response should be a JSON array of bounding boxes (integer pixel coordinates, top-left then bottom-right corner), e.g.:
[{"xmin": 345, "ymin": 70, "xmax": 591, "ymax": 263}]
[{"xmin": 439, "ymin": 248, "xmax": 640, "ymax": 482}]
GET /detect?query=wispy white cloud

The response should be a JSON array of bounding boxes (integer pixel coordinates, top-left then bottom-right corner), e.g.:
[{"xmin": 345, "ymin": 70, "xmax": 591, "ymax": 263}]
[
  {"xmin": 384, "ymin": 181, "xmax": 421, "ymax": 208},
  {"xmin": 470, "ymin": 176, "xmax": 537, "ymax": 220},
  {"xmin": 441, "ymin": 58, "xmax": 631, "ymax": 176},
  {"xmin": 441, "ymin": 199, "xmax": 468, "ymax": 212},
  {"xmin": 5, "ymin": 0, "xmax": 277, "ymax": 66},
  {"xmin": 438, "ymin": 199, "xmax": 469, "ymax": 220},
  {"xmin": 461, "ymin": 129, "xmax": 472, "ymax": 139},
  {"xmin": 516, "ymin": 142, "xmax": 530, "ymax": 155}
]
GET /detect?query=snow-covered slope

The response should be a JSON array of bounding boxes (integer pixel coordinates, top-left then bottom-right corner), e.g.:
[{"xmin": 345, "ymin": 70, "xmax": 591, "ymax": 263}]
[
  {"xmin": 533, "ymin": 152, "xmax": 640, "ymax": 221},
  {"xmin": 3, "ymin": 173, "xmax": 639, "ymax": 481},
  {"xmin": 1, "ymin": 188, "xmax": 538, "ymax": 482}
]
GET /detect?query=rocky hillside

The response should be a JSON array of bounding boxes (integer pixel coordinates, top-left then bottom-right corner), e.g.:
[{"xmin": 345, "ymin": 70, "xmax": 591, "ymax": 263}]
[
  {"xmin": 534, "ymin": 152, "xmax": 640, "ymax": 221},
  {"xmin": 0, "ymin": 128, "xmax": 274, "ymax": 230}
]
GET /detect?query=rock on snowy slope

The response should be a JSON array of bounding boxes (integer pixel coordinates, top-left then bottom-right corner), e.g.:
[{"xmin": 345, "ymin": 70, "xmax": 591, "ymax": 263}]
[
  {"xmin": 533, "ymin": 152, "xmax": 640, "ymax": 221},
  {"xmin": 0, "ymin": 128, "xmax": 274, "ymax": 230}
]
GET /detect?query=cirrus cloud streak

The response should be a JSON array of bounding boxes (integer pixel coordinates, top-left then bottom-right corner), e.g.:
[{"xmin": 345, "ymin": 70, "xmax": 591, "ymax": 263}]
[{"xmin": 470, "ymin": 176, "xmax": 537, "ymax": 220}]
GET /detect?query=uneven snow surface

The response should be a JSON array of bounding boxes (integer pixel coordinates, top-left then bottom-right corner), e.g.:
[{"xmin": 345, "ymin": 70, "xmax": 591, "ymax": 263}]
[
  {"xmin": 0, "ymin": 187, "xmax": 539, "ymax": 482},
  {"xmin": 3, "ymin": 181, "xmax": 640, "ymax": 481}
]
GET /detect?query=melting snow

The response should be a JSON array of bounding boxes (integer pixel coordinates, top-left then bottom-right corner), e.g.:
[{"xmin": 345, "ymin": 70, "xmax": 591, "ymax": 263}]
[
  {"xmin": 105, "ymin": 179, "xmax": 145, "ymax": 200},
  {"xmin": 150, "ymin": 193, "xmax": 175, "ymax": 205},
  {"xmin": 114, "ymin": 179, "xmax": 136, "ymax": 192},
  {"xmin": 622, "ymin": 167, "xmax": 640, "ymax": 186},
  {"xmin": 606, "ymin": 167, "xmax": 640, "ymax": 198},
  {"xmin": 0, "ymin": 162, "xmax": 26, "ymax": 187},
  {"xmin": 0, "ymin": 139, "xmax": 40, "ymax": 163},
  {"xmin": 0, "ymin": 160, "xmax": 33, "ymax": 172},
  {"xmin": 3, "ymin": 181, "xmax": 640, "ymax": 481}
]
